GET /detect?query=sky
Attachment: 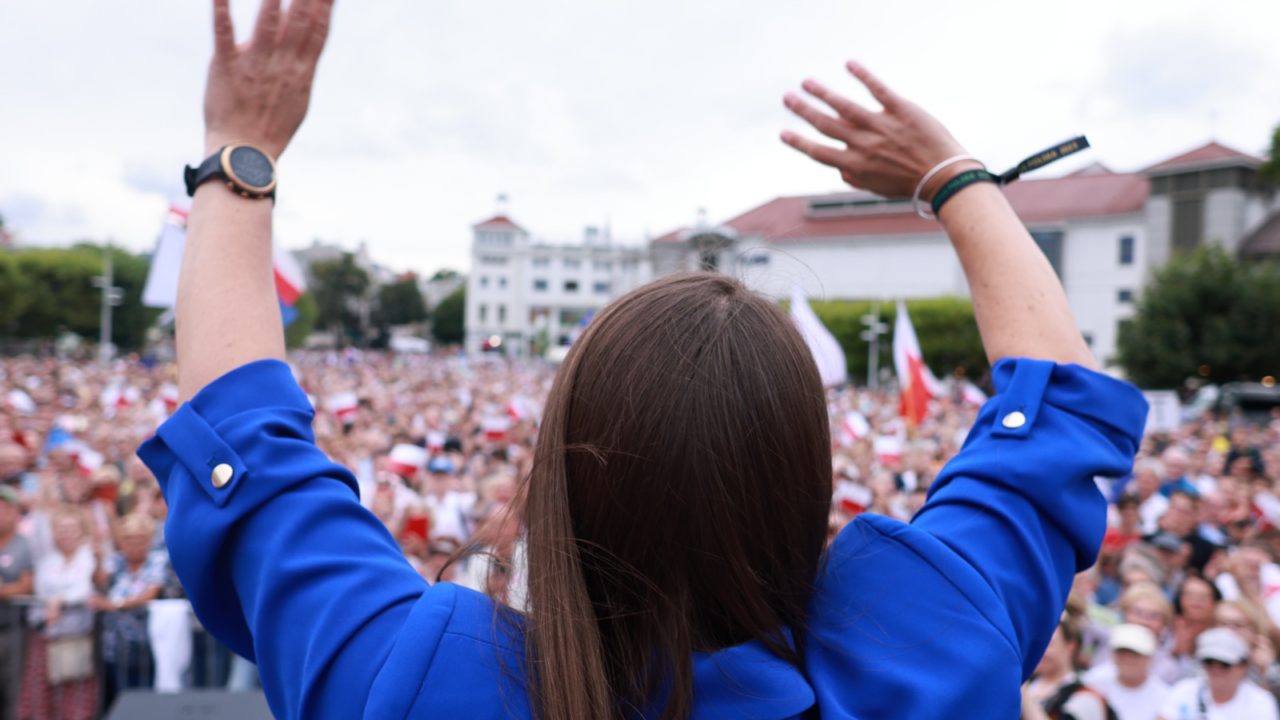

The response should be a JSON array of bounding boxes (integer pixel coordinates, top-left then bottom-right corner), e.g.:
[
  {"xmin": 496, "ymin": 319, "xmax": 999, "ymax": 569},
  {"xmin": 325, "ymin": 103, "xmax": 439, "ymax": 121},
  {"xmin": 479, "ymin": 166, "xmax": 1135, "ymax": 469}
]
[{"xmin": 2, "ymin": 0, "xmax": 1277, "ymax": 277}]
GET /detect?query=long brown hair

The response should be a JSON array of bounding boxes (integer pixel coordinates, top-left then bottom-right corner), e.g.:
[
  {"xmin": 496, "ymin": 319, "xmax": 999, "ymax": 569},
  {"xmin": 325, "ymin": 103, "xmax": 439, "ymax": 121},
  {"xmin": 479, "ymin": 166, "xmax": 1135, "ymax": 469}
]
[{"xmin": 522, "ymin": 272, "xmax": 832, "ymax": 719}]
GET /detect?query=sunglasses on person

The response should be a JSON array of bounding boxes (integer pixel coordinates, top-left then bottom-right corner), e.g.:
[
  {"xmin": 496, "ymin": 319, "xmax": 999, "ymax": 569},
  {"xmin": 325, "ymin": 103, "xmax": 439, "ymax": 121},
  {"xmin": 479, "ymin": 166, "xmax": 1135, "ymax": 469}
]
[{"xmin": 1202, "ymin": 659, "xmax": 1243, "ymax": 669}]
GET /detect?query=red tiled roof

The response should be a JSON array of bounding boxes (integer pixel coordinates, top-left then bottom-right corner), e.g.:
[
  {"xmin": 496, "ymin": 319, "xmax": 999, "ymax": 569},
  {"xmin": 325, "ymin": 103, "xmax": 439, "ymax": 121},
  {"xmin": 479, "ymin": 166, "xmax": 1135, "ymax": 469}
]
[
  {"xmin": 1144, "ymin": 142, "xmax": 1262, "ymax": 174},
  {"xmin": 722, "ymin": 173, "xmax": 1149, "ymax": 241},
  {"xmin": 652, "ymin": 227, "xmax": 688, "ymax": 245},
  {"xmin": 472, "ymin": 215, "xmax": 525, "ymax": 232},
  {"xmin": 1241, "ymin": 212, "xmax": 1280, "ymax": 258}
]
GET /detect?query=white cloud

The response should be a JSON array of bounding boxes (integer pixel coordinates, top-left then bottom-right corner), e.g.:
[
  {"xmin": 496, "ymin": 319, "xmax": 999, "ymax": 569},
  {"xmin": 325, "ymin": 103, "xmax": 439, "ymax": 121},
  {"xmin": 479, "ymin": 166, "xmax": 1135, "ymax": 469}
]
[{"xmin": 2, "ymin": 0, "xmax": 1277, "ymax": 274}]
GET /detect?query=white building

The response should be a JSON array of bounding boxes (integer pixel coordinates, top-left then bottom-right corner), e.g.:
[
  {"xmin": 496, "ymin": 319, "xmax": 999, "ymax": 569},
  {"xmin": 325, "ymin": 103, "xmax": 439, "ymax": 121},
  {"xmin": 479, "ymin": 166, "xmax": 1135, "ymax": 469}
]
[
  {"xmin": 464, "ymin": 215, "xmax": 651, "ymax": 357},
  {"xmin": 654, "ymin": 142, "xmax": 1279, "ymax": 365}
]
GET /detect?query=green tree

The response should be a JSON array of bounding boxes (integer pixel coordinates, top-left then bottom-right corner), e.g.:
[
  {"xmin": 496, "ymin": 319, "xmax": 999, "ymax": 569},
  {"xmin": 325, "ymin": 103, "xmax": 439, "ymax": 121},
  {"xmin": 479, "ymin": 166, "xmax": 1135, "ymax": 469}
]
[
  {"xmin": 310, "ymin": 253, "xmax": 370, "ymax": 341},
  {"xmin": 374, "ymin": 276, "xmax": 428, "ymax": 326},
  {"xmin": 806, "ymin": 296, "xmax": 987, "ymax": 385},
  {"xmin": 1261, "ymin": 123, "xmax": 1280, "ymax": 184},
  {"xmin": 429, "ymin": 268, "xmax": 460, "ymax": 282},
  {"xmin": 2, "ymin": 245, "xmax": 160, "ymax": 350},
  {"xmin": 431, "ymin": 285, "xmax": 465, "ymax": 344},
  {"xmin": 284, "ymin": 292, "xmax": 318, "ymax": 349},
  {"xmin": 0, "ymin": 253, "xmax": 32, "ymax": 330},
  {"xmin": 1116, "ymin": 246, "xmax": 1280, "ymax": 387}
]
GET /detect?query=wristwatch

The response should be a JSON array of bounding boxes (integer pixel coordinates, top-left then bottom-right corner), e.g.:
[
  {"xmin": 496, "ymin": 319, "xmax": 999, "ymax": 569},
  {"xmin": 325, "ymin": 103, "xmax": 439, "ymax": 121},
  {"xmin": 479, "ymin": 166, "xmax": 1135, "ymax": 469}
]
[{"xmin": 184, "ymin": 144, "xmax": 277, "ymax": 201}]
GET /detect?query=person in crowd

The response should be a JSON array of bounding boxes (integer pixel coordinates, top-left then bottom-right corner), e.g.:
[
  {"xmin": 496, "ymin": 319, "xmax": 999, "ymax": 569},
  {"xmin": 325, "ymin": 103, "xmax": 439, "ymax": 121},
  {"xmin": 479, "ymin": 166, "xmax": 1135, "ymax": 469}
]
[
  {"xmin": 1082, "ymin": 624, "xmax": 1170, "ymax": 720},
  {"xmin": 1213, "ymin": 599, "xmax": 1280, "ymax": 695},
  {"xmin": 1168, "ymin": 574, "xmax": 1223, "ymax": 682},
  {"xmin": 0, "ymin": 488, "xmax": 33, "ymax": 720},
  {"xmin": 1029, "ymin": 611, "xmax": 1115, "ymax": 719},
  {"xmin": 133, "ymin": 1, "xmax": 1148, "ymax": 718},
  {"xmin": 19, "ymin": 509, "xmax": 97, "ymax": 720},
  {"xmin": 90, "ymin": 513, "xmax": 168, "ymax": 709},
  {"xmin": 1158, "ymin": 628, "xmax": 1279, "ymax": 720}
]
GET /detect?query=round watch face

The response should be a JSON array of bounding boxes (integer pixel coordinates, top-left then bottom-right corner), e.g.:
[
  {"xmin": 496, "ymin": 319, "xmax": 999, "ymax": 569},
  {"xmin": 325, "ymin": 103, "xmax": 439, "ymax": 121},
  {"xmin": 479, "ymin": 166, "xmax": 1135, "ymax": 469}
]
[{"xmin": 225, "ymin": 146, "xmax": 275, "ymax": 191}]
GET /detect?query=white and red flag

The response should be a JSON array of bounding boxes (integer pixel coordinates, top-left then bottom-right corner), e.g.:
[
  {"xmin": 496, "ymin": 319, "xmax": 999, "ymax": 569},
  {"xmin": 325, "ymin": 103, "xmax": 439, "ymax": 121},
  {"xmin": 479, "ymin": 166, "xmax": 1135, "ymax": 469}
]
[
  {"xmin": 325, "ymin": 391, "xmax": 359, "ymax": 424},
  {"xmin": 892, "ymin": 301, "xmax": 943, "ymax": 426},
  {"xmin": 387, "ymin": 444, "xmax": 427, "ymax": 478},
  {"xmin": 790, "ymin": 286, "xmax": 848, "ymax": 388}
]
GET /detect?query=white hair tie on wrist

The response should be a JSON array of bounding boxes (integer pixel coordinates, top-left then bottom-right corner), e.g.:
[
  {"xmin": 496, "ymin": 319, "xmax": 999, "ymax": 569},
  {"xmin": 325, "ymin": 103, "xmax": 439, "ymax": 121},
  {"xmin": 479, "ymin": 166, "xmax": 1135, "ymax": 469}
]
[{"xmin": 912, "ymin": 154, "xmax": 979, "ymax": 220}]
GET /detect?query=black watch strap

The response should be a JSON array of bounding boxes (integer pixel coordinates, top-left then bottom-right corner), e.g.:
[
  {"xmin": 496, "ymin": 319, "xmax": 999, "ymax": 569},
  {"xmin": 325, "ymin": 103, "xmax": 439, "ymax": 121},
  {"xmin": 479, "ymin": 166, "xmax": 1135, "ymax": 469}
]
[
  {"xmin": 183, "ymin": 152, "xmax": 225, "ymax": 198},
  {"xmin": 183, "ymin": 146, "xmax": 276, "ymax": 201}
]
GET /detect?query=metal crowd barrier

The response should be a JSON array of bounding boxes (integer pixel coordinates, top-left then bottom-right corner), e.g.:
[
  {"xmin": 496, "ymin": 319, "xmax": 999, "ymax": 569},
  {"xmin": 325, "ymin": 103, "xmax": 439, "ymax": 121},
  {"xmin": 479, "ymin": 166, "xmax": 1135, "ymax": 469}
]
[{"xmin": 0, "ymin": 597, "xmax": 251, "ymax": 719}]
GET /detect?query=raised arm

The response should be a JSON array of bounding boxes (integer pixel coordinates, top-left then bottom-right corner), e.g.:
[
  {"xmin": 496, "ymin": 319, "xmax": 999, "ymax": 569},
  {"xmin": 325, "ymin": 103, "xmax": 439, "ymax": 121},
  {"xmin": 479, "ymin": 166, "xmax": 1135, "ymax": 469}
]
[
  {"xmin": 780, "ymin": 62, "xmax": 1095, "ymax": 370},
  {"xmin": 177, "ymin": 0, "xmax": 333, "ymax": 400}
]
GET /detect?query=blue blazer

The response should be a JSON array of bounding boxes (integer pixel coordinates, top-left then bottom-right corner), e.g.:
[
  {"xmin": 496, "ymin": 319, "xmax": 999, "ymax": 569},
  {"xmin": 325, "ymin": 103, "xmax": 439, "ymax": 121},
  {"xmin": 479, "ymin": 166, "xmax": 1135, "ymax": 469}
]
[{"xmin": 138, "ymin": 357, "xmax": 1147, "ymax": 719}]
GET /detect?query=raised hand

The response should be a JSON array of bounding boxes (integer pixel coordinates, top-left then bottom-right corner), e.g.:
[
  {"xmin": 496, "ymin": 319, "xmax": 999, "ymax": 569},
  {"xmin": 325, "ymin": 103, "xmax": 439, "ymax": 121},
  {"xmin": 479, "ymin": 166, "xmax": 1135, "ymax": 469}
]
[
  {"xmin": 203, "ymin": 0, "xmax": 336, "ymax": 158},
  {"xmin": 781, "ymin": 62, "xmax": 972, "ymax": 200}
]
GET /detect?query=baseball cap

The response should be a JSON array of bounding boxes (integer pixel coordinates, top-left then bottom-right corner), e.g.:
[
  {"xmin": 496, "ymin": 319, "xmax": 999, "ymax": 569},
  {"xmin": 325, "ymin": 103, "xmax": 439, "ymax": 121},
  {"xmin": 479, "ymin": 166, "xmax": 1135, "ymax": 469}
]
[
  {"xmin": 1110, "ymin": 623, "xmax": 1156, "ymax": 657},
  {"xmin": 1196, "ymin": 627, "xmax": 1248, "ymax": 665},
  {"xmin": 427, "ymin": 457, "xmax": 455, "ymax": 474},
  {"xmin": 1147, "ymin": 531, "xmax": 1185, "ymax": 553}
]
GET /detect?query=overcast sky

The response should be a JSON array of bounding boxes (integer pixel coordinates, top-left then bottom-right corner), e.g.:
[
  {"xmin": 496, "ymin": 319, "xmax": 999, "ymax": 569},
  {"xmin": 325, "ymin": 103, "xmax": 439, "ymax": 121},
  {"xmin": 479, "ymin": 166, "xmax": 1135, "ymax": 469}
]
[{"xmin": 2, "ymin": 0, "xmax": 1277, "ymax": 277}]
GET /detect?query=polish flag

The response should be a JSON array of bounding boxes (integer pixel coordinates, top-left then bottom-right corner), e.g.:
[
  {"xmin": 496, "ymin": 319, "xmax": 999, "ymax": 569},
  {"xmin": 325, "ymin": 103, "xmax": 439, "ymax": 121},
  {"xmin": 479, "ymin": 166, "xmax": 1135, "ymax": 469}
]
[
  {"xmin": 481, "ymin": 417, "xmax": 511, "ymax": 442},
  {"xmin": 158, "ymin": 383, "xmax": 181, "ymax": 413},
  {"xmin": 425, "ymin": 431, "xmax": 446, "ymax": 454},
  {"xmin": 892, "ymin": 301, "xmax": 943, "ymax": 426},
  {"xmin": 839, "ymin": 411, "xmax": 870, "ymax": 446},
  {"xmin": 790, "ymin": 286, "xmax": 848, "ymax": 388},
  {"xmin": 75, "ymin": 448, "xmax": 105, "ymax": 478},
  {"xmin": 873, "ymin": 435, "xmax": 904, "ymax": 465},
  {"xmin": 325, "ymin": 391, "xmax": 359, "ymax": 424},
  {"xmin": 273, "ymin": 247, "xmax": 307, "ymax": 325},
  {"xmin": 387, "ymin": 444, "xmax": 427, "ymax": 478},
  {"xmin": 834, "ymin": 480, "xmax": 873, "ymax": 516}
]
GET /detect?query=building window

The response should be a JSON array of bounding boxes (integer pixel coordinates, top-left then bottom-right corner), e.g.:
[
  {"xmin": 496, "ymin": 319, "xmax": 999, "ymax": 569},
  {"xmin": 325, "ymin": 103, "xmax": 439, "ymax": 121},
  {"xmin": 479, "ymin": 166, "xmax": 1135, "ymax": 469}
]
[
  {"xmin": 699, "ymin": 250, "xmax": 719, "ymax": 272},
  {"xmin": 593, "ymin": 281, "xmax": 610, "ymax": 294},
  {"xmin": 739, "ymin": 252, "xmax": 769, "ymax": 266},
  {"xmin": 1028, "ymin": 230, "xmax": 1064, "ymax": 280},
  {"xmin": 1118, "ymin": 235, "xmax": 1135, "ymax": 266},
  {"xmin": 564, "ymin": 280, "xmax": 579, "ymax": 293},
  {"xmin": 532, "ymin": 256, "xmax": 551, "ymax": 268},
  {"xmin": 593, "ymin": 260, "xmax": 613, "ymax": 272},
  {"xmin": 479, "ymin": 276, "xmax": 489, "ymax": 288},
  {"xmin": 498, "ymin": 276, "xmax": 508, "ymax": 289},
  {"xmin": 563, "ymin": 258, "xmax": 581, "ymax": 270},
  {"xmin": 478, "ymin": 304, "xmax": 487, "ymax": 322},
  {"xmin": 497, "ymin": 305, "xmax": 507, "ymax": 324},
  {"xmin": 1172, "ymin": 197, "xmax": 1204, "ymax": 252},
  {"xmin": 1117, "ymin": 289, "xmax": 1134, "ymax": 304},
  {"xmin": 533, "ymin": 279, "xmax": 548, "ymax": 292},
  {"xmin": 479, "ymin": 255, "xmax": 508, "ymax": 266}
]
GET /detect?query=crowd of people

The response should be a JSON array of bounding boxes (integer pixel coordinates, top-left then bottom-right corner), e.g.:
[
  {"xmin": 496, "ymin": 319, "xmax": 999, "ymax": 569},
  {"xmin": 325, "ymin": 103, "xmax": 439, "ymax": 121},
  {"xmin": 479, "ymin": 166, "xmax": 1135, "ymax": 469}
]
[{"xmin": 1, "ymin": 348, "xmax": 1278, "ymax": 719}]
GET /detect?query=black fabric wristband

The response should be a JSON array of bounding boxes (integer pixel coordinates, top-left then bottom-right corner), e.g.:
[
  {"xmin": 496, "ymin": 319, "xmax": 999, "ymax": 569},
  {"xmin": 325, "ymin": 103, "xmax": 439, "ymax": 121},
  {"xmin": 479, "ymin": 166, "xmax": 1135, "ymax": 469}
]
[{"xmin": 930, "ymin": 169, "xmax": 998, "ymax": 216}]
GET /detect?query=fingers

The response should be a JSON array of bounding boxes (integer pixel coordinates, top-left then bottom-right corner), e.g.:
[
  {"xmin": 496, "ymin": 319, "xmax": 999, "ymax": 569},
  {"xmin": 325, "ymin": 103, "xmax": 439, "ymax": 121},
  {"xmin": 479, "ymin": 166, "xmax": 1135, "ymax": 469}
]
[
  {"xmin": 800, "ymin": 79, "xmax": 876, "ymax": 128},
  {"xmin": 212, "ymin": 0, "xmax": 236, "ymax": 55},
  {"xmin": 783, "ymin": 93, "xmax": 856, "ymax": 145},
  {"xmin": 846, "ymin": 61, "xmax": 901, "ymax": 111},
  {"xmin": 252, "ymin": 0, "xmax": 283, "ymax": 47},
  {"xmin": 300, "ymin": 0, "xmax": 336, "ymax": 60},
  {"xmin": 279, "ymin": 0, "xmax": 315, "ymax": 50},
  {"xmin": 779, "ymin": 130, "xmax": 852, "ymax": 171}
]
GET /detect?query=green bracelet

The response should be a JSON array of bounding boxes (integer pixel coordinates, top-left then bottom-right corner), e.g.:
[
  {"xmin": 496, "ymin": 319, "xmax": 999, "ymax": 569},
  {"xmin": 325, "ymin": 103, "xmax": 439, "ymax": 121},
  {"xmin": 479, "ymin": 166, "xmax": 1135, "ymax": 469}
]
[{"xmin": 930, "ymin": 169, "xmax": 999, "ymax": 216}]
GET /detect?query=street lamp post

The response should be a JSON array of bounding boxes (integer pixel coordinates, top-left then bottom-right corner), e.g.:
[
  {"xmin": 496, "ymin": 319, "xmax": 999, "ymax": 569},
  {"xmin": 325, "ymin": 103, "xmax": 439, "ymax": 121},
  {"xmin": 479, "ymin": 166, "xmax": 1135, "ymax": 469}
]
[
  {"xmin": 859, "ymin": 302, "xmax": 888, "ymax": 389},
  {"xmin": 92, "ymin": 245, "xmax": 123, "ymax": 364}
]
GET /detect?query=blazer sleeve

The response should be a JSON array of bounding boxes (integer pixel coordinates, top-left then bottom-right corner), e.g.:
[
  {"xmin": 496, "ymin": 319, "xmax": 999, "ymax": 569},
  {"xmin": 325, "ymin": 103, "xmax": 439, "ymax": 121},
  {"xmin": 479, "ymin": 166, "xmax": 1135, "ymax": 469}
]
[
  {"xmin": 911, "ymin": 357, "xmax": 1148, "ymax": 679},
  {"xmin": 137, "ymin": 359, "xmax": 430, "ymax": 720}
]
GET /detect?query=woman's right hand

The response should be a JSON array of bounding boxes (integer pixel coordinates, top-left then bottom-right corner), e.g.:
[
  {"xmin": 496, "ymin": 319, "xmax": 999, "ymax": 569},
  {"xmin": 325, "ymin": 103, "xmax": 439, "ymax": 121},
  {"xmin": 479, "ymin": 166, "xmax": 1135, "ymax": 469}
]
[
  {"xmin": 780, "ymin": 62, "xmax": 974, "ymax": 201},
  {"xmin": 203, "ymin": 0, "xmax": 335, "ymax": 158}
]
